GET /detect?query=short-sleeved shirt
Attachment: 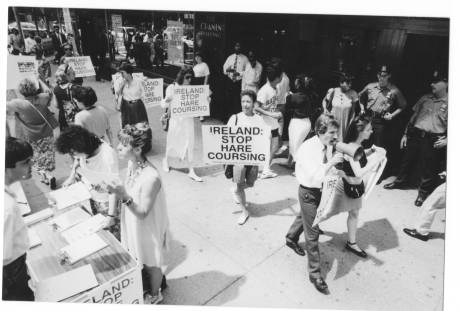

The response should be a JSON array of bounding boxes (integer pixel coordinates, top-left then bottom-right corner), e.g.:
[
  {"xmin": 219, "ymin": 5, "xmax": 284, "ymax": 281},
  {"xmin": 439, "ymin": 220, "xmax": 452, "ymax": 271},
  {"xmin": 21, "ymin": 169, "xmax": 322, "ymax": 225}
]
[
  {"xmin": 223, "ymin": 53, "xmax": 248, "ymax": 81},
  {"xmin": 74, "ymin": 106, "xmax": 111, "ymax": 139},
  {"xmin": 242, "ymin": 61, "xmax": 263, "ymax": 93},
  {"xmin": 121, "ymin": 79, "xmax": 144, "ymax": 101},
  {"xmin": 3, "ymin": 186, "xmax": 30, "ymax": 266},
  {"xmin": 412, "ymin": 94, "xmax": 448, "ymax": 134},
  {"xmin": 257, "ymin": 82, "xmax": 280, "ymax": 130},
  {"xmin": 277, "ymin": 72, "xmax": 290, "ymax": 106},
  {"xmin": 227, "ymin": 112, "xmax": 266, "ymax": 128},
  {"xmin": 193, "ymin": 62, "xmax": 210, "ymax": 78},
  {"xmin": 359, "ymin": 82, "xmax": 406, "ymax": 115}
]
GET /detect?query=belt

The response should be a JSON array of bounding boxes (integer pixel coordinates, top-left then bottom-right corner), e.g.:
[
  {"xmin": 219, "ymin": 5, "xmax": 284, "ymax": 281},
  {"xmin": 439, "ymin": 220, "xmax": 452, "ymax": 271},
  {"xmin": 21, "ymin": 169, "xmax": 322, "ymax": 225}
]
[
  {"xmin": 123, "ymin": 98, "xmax": 141, "ymax": 104},
  {"xmin": 299, "ymin": 184, "xmax": 320, "ymax": 191},
  {"xmin": 410, "ymin": 127, "xmax": 445, "ymax": 139}
]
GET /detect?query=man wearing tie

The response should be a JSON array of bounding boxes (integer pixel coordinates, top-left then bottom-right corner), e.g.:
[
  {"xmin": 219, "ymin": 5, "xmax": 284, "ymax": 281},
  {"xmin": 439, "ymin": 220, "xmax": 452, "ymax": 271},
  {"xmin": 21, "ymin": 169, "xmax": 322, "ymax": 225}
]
[
  {"xmin": 285, "ymin": 114, "xmax": 343, "ymax": 295},
  {"xmin": 223, "ymin": 42, "xmax": 248, "ymax": 121},
  {"xmin": 51, "ymin": 25, "xmax": 67, "ymax": 64}
]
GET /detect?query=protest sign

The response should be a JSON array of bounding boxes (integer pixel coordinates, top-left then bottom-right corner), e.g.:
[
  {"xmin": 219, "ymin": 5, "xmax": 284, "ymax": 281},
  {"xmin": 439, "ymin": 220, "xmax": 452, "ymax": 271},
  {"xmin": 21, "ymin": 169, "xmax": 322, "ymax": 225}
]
[
  {"xmin": 202, "ymin": 124, "xmax": 270, "ymax": 166},
  {"xmin": 74, "ymin": 266, "xmax": 143, "ymax": 304},
  {"xmin": 66, "ymin": 56, "xmax": 96, "ymax": 77},
  {"xmin": 170, "ymin": 85, "xmax": 210, "ymax": 118},
  {"xmin": 142, "ymin": 78, "xmax": 163, "ymax": 107},
  {"xmin": 313, "ymin": 174, "xmax": 340, "ymax": 226},
  {"xmin": 7, "ymin": 55, "xmax": 39, "ymax": 90}
]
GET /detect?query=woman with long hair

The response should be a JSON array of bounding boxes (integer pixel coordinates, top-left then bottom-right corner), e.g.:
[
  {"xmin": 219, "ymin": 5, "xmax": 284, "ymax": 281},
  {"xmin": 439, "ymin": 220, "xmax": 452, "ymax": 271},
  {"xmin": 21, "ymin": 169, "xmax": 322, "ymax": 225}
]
[
  {"xmin": 161, "ymin": 67, "xmax": 203, "ymax": 182},
  {"xmin": 322, "ymin": 73, "xmax": 360, "ymax": 142},
  {"xmin": 333, "ymin": 115, "xmax": 386, "ymax": 257},
  {"xmin": 106, "ymin": 123, "xmax": 170, "ymax": 304},
  {"xmin": 7, "ymin": 78, "xmax": 58, "ymax": 188}
]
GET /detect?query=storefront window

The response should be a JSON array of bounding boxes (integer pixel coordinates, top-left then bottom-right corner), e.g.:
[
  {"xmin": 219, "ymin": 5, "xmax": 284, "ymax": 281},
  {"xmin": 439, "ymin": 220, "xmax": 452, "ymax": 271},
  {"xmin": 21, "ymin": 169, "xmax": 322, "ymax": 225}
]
[{"xmin": 164, "ymin": 12, "xmax": 194, "ymax": 66}]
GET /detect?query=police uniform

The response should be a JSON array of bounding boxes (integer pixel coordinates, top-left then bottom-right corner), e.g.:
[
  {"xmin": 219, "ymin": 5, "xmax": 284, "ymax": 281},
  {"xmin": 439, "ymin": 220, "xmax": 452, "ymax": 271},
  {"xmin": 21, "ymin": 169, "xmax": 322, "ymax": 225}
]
[
  {"xmin": 386, "ymin": 93, "xmax": 447, "ymax": 200},
  {"xmin": 358, "ymin": 68, "xmax": 406, "ymax": 177}
]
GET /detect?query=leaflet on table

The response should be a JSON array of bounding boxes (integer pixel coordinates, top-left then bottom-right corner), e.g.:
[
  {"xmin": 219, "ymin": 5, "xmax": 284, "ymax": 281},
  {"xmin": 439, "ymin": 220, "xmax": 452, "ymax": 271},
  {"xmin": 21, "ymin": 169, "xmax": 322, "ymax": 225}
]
[
  {"xmin": 48, "ymin": 182, "xmax": 92, "ymax": 210},
  {"xmin": 61, "ymin": 214, "xmax": 107, "ymax": 244},
  {"xmin": 59, "ymin": 234, "xmax": 108, "ymax": 265},
  {"xmin": 50, "ymin": 207, "xmax": 92, "ymax": 232},
  {"xmin": 23, "ymin": 208, "xmax": 54, "ymax": 226},
  {"xmin": 77, "ymin": 167, "xmax": 121, "ymax": 189},
  {"xmin": 28, "ymin": 228, "xmax": 42, "ymax": 248},
  {"xmin": 35, "ymin": 264, "xmax": 99, "ymax": 302}
]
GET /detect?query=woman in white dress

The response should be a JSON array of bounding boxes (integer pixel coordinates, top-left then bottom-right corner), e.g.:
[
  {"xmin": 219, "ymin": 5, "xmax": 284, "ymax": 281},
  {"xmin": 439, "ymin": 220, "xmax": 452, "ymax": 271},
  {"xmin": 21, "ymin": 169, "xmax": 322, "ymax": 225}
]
[
  {"xmin": 106, "ymin": 122, "xmax": 170, "ymax": 304},
  {"xmin": 161, "ymin": 67, "xmax": 203, "ymax": 182},
  {"xmin": 322, "ymin": 73, "xmax": 360, "ymax": 142}
]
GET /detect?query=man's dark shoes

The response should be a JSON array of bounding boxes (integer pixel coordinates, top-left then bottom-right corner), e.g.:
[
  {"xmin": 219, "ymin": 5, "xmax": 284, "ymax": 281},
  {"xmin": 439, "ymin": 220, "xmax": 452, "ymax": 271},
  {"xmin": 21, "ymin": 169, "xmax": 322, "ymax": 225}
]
[
  {"xmin": 403, "ymin": 228, "xmax": 429, "ymax": 241},
  {"xmin": 414, "ymin": 194, "xmax": 426, "ymax": 207},
  {"xmin": 383, "ymin": 181, "xmax": 408, "ymax": 190},
  {"xmin": 285, "ymin": 237, "xmax": 305, "ymax": 256},
  {"xmin": 309, "ymin": 276, "xmax": 329, "ymax": 295},
  {"xmin": 345, "ymin": 241, "xmax": 368, "ymax": 258}
]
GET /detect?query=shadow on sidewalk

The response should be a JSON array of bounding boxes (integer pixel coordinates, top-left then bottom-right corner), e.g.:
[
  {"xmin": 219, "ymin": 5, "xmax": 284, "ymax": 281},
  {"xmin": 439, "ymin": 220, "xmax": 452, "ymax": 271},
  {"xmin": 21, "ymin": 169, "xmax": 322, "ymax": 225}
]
[
  {"xmin": 300, "ymin": 218, "xmax": 398, "ymax": 280},
  {"xmin": 248, "ymin": 198, "xmax": 298, "ymax": 218},
  {"xmin": 162, "ymin": 271, "xmax": 245, "ymax": 306}
]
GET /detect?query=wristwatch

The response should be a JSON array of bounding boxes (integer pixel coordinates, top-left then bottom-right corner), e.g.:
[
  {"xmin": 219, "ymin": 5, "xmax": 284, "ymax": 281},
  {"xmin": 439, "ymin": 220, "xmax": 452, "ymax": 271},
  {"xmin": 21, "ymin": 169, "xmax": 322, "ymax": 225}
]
[{"xmin": 122, "ymin": 196, "xmax": 133, "ymax": 206}]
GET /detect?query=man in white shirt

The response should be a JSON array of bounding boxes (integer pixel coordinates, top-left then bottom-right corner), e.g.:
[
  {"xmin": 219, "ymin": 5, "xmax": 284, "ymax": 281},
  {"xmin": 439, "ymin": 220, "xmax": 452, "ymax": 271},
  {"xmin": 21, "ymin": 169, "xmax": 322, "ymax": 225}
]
[
  {"xmin": 24, "ymin": 32, "xmax": 37, "ymax": 55},
  {"xmin": 285, "ymin": 114, "xmax": 343, "ymax": 295},
  {"xmin": 242, "ymin": 51, "xmax": 262, "ymax": 93},
  {"xmin": 223, "ymin": 42, "xmax": 248, "ymax": 120},
  {"xmin": 3, "ymin": 137, "xmax": 34, "ymax": 301}
]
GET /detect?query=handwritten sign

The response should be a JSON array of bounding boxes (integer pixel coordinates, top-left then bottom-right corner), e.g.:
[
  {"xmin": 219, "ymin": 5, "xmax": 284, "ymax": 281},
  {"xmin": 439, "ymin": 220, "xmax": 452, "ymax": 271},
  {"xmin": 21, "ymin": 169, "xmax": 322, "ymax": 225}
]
[
  {"xmin": 7, "ymin": 55, "xmax": 39, "ymax": 90},
  {"xmin": 170, "ymin": 85, "xmax": 210, "ymax": 118},
  {"xmin": 142, "ymin": 79, "xmax": 163, "ymax": 107},
  {"xmin": 66, "ymin": 56, "xmax": 96, "ymax": 77},
  {"xmin": 202, "ymin": 125, "xmax": 270, "ymax": 166}
]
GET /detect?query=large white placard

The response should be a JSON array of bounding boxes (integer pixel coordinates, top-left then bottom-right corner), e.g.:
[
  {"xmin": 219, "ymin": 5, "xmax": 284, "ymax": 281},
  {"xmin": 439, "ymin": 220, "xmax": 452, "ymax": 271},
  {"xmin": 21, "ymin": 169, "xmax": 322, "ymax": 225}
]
[
  {"xmin": 7, "ymin": 55, "xmax": 39, "ymax": 90},
  {"xmin": 170, "ymin": 85, "xmax": 210, "ymax": 118},
  {"xmin": 202, "ymin": 125, "xmax": 270, "ymax": 166},
  {"xmin": 74, "ymin": 266, "xmax": 143, "ymax": 304},
  {"xmin": 66, "ymin": 56, "xmax": 96, "ymax": 77},
  {"xmin": 142, "ymin": 78, "xmax": 163, "ymax": 107}
]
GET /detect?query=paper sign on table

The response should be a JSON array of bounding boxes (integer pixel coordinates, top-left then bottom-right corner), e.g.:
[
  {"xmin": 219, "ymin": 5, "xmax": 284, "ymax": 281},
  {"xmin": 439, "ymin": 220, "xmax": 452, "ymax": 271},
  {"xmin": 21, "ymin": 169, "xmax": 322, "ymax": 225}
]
[
  {"xmin": 48, "ymin": 182, "xmax": 92, "ymax": 210},
  {"xmin": 65, "ymin": 56, "xmax": 96, "ymax": 77},
  {"xmin": 23, "ymin": 208, "xmax": 54, "ymax": 226},
  {"xmin": 61, "ymin": 214, "xmax": 107, "ymax": 244},
  {"xmin": 28, "ymin": 228, "xmax": 42, "ymax": 248},
  {"xmin": 50, "ymin": 207, "xmax": 91, "ymax": 232},
  {"xmin": 60, "ymin": 234, "xmax": 108, "ymax": 265},
  {"xmin": 35, "ymin": 264, "xmax": 98, "ymax": 302}
]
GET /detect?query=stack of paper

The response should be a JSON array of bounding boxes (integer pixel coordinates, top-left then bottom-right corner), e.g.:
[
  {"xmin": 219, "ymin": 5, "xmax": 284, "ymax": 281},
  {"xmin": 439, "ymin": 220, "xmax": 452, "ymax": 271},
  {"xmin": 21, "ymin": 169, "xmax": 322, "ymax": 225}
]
[
  {"xmin": 28, "ymin": 228, "xmax": 42, "ymax": 249},
  {"xmin": 61, "ymin": 214, "xmax": 107, "ymax": 244},
  {"xmin": 50, "ymin": 208, "xmax": 91, "ymax": 232},
  {"xmin": 59, "ymin": 234, "xmax": 108, "ymax": 265},
  {"xmin": 35, "ymin": 264, "xmax": 98, "ymax": 302},
  {"xmin": 48, "ymin": 182, "xmax": 92, "ymax": 210},
  {"xmin": 23, "ymin": 208, "xmax": 54, "ymax": 226}
]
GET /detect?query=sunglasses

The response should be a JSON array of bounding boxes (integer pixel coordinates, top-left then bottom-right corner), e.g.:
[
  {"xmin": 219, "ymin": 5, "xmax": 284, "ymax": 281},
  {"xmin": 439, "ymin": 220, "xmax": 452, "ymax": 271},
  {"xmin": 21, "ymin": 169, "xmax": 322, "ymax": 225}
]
[
  {"xmin": 64, "ymin": 48, "xmax": 72, "ymax": 51},
  {"xmin": 377, "ymin": 73, "xmax": 389, "ymax": 78},
  {"xmin": 184, "ymin": 76, "xmax": 193, "ymax": 80}
]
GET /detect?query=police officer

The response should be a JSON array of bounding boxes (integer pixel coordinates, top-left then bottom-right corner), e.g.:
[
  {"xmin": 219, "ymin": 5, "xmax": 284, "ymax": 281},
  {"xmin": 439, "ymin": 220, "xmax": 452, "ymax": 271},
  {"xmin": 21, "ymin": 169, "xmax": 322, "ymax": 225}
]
[
  {"xmin": 358, "ymin": 65, "xmax": 407, "ymax": 180},
  {"xmin": 384, "ymin": 69, "xmax": 448, "ymax": 206}
]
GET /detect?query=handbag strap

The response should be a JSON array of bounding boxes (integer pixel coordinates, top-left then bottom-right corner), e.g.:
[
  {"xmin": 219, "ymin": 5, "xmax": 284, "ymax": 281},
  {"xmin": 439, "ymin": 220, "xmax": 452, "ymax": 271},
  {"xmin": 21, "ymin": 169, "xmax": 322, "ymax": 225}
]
[{"xmin": 24, "ymin": 99, "xmax": 54, "ymax": 130}]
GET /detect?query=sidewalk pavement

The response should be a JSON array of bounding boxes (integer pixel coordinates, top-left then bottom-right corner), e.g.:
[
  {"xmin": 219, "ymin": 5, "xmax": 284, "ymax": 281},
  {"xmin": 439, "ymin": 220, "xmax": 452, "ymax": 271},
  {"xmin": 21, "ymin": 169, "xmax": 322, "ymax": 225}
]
[{"xmin": 19, "ymin": 68, "xmax": 445, "ymax": 310}]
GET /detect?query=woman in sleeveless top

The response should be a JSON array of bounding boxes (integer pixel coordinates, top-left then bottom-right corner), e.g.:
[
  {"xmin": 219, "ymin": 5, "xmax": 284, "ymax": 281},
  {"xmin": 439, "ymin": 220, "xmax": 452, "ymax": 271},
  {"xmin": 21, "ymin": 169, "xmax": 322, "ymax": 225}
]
[
  {"xmin": 106, "ymin": 123, "xmax": 170, "ymax": 305},
  {"xmin": 333, "ymin": 115, "xmax": 386, "ymax": 257},
  {"xmin": 7, "ymin": 78, "xmax": 58, "ymax": 188}
]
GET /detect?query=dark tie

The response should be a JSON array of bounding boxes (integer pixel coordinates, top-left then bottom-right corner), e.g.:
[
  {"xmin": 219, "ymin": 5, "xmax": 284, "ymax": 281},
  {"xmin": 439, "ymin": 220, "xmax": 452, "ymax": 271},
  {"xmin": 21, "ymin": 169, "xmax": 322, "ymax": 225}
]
[
  {"xmin": 232, "ymin": 54, "xmax": 238, "ymax": 80},
  {"xmin": 323, "ymin": 146, "xmax": 328, "ymax": 164}
]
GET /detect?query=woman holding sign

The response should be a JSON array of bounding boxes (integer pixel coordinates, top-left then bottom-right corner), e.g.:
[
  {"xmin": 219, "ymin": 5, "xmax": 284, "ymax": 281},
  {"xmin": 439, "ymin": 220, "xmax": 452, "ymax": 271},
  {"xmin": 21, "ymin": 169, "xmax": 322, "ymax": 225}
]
[
  {"xmin": 333, "ymin": 115, "xmax": 386, "ymax": 257},
  {"xmin": 161, "ymin": 67, "xmax": 203, "ymax": 182},
  {"xmin": 105, "ymin": 123, "xmax": 170, "ymax": 304},
  {"xmin": 227, "ymin": 90, "xmax": 266, "ymax": 225},
  {"xmin": 115, "ymin": 63, "xmax": 149, "ymax": 128}
]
